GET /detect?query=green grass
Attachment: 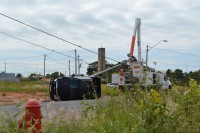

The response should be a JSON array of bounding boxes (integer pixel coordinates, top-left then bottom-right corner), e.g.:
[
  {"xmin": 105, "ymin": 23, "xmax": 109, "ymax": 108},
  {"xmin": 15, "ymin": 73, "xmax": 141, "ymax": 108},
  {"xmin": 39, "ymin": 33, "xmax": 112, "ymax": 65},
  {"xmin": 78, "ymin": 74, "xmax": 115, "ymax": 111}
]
[
  {"xmin": 1, "ymin": 80, "xmax": 200, "ymax": 132},
  {"xmin": 0, "ymin": 81, "xmax": 119, "ymax": 96},
  {"xmin": 101, "ymin": 84, "xmax": 119, "ymax": 96},
  {"xmin": 0, "ymin": 81, "xmax": 48, "ymax": 93}
]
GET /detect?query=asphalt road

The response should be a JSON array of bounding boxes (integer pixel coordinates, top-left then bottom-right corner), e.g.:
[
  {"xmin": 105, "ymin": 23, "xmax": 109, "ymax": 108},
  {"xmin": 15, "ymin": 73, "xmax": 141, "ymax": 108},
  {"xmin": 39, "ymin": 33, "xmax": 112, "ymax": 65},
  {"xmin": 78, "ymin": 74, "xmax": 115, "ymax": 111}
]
[{"xmin": 0, "ymin": 99, "xmax": 98, "ymax": 119}]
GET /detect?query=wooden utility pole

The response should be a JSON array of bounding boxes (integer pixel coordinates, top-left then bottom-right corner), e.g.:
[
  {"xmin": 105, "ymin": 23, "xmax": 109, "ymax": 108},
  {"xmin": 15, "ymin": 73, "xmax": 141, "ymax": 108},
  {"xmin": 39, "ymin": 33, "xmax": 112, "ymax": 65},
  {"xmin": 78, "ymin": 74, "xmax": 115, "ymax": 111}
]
[
  {"xmin": 78, "ymin": 54, "xmax": 80, "ymax": 75},
  {"xmin": 69, "ymin": 60, "xmax": 70, "ymax": 76},
  {"xmin": 44, "ymin": 54, "xmax": 46, "ymax": 77},
  {"xmin": 75, "ymin": 49, "xmax": 77, "ymax": 76}
]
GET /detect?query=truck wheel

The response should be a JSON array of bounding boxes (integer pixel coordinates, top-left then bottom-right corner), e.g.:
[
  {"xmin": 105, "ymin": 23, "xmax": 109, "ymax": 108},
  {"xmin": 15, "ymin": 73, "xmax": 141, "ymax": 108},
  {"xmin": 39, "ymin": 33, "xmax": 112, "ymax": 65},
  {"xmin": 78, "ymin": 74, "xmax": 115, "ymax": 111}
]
[{"xmin": 168, "ymin": 85, "xmax": 172, "ymax": 90}]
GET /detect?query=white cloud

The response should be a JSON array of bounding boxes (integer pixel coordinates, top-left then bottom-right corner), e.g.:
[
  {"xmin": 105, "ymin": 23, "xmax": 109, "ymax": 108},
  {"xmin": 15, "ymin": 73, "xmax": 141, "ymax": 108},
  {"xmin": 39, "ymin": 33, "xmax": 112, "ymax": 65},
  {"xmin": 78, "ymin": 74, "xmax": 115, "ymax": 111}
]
[{"xmin": 0, "ymin": 0, "xmax": 200, "ymax": 75}]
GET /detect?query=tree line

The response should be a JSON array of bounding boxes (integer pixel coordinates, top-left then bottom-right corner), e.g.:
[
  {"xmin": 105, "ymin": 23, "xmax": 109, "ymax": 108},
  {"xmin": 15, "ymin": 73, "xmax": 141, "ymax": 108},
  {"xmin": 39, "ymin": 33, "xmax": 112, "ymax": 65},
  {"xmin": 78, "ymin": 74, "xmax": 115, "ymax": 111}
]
[
  {"xmin": 15, "ymin": 61, "xmax": 200, "ymax": 86},
  {"xmin": 166, "ymin": 69, "xmax": 200, "ymax": 85}
]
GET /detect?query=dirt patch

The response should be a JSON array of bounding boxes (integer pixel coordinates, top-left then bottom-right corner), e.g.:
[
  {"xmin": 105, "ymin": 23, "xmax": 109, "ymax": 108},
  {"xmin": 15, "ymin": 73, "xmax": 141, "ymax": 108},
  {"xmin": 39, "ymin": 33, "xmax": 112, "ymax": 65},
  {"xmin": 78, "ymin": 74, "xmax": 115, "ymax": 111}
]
[{"xmin": 0, "ymin": 92, "xmax": 50, "ymax": 106}]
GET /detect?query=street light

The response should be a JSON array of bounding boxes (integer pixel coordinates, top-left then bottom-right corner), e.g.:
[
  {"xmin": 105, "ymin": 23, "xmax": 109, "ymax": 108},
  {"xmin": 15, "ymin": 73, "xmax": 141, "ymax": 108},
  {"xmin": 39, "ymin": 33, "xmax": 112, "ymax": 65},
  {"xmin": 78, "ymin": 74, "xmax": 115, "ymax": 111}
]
[{"xmin": 146, "ymin": 40, "xmax": 168, "ymax": 68}]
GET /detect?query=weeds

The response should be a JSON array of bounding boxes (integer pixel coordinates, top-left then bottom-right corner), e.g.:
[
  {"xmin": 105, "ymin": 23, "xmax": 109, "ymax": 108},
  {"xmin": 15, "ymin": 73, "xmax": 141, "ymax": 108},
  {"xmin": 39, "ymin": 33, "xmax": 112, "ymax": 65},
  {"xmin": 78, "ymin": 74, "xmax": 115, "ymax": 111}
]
[
  {"xmin": 0, "ymin": 81, "xmax": 48, "ymax": 93},
  {"xmin": 0, "ymin": 79, "xmax": 200, "ymax": 132},
  {"xmin": 101, "ymin": 84, "xmax": 119, "ymax": 96}
]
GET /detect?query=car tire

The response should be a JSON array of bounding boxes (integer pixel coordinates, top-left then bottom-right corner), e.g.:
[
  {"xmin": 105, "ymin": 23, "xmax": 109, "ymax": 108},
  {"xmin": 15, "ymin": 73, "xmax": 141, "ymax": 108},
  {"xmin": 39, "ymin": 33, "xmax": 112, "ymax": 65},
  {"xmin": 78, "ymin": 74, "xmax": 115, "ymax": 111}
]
[{"xmin": 168, "ymin": 85, "xmax": 172, "ymax": 90}]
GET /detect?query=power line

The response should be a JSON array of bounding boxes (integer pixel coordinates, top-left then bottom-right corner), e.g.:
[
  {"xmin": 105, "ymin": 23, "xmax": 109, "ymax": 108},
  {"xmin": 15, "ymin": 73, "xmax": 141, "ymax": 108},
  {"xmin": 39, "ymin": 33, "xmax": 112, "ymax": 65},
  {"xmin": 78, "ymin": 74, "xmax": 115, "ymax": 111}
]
[
  {"xmin": 6, "ymin": 62, "xmax": 43, "ymax": 65},
  {"xmin": 46, "ymin": 55, "xmax": 68, "ymax": 67},
  {"xmin": 0, "ymin": 55, "xmax": 43, "ymax": 60},
  {"xmin": 45, "ymin": 50, "xmax": 74, "ymax": 61},
  {"xmin": 150, "ymin": 47, "xmax": 200, "ymax": 58},
  {"xmin": 0, "ymin": 31, "xmax": 89, "ymax": 64},
  {"xmin": 46, "ymin": 50, "xmax": 74, "ymax": 56},
  {"xmin": 5, "ymin": 62, "xmax": 65, "ymax": 72},
  {"xmin": 150, "ymin": 60, "xmax": 200, "ymax": 68},
  {"xmin": 7, "ymin": 64, "xmax": 44, "ymax": 71},
  {"xmin": 7, "ymin": 65, "xmax": 54, "ymax": 72},
  {"xmin": 0, "ymin": 13, "xmax": 120, "ymax": 63},
  {"xmin": 0, "ymin": 31, "xmax": 56, "ymax": 51},
  {"xmin": 152, "ymin": 61, "xmax": 185, "ymax": 67}
]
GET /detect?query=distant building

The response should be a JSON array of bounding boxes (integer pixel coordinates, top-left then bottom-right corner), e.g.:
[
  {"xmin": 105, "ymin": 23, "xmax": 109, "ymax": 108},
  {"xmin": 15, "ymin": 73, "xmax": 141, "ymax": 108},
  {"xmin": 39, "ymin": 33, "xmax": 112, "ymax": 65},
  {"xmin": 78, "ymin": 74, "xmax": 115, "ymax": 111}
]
[{"xmin": 0, "ymin": 72, "xmax": 17, "ymax": 81}]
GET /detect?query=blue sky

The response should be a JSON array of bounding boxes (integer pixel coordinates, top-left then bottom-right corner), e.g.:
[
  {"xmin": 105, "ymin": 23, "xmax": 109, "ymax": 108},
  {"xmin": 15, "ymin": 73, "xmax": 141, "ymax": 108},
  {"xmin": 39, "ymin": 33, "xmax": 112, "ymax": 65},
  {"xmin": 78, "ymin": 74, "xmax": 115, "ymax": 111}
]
[{"xmin": 0, "ymin": 0, "xmax": 200, "ymax": 77}]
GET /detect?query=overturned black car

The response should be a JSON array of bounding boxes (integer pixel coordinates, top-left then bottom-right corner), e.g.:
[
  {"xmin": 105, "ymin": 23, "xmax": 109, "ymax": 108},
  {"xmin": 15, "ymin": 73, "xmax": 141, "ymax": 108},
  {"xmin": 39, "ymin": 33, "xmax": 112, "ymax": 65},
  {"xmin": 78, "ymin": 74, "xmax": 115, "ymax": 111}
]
[{"xmin": 49, "ymin": 76, "xmax": 101, "ymax": 101}]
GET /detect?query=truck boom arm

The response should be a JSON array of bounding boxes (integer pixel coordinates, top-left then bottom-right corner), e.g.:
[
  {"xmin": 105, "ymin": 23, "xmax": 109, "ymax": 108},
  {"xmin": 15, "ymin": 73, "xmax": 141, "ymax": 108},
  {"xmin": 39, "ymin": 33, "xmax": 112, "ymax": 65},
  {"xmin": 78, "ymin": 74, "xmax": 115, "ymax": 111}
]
[
  {"xmin": 129, "ymin": 18, "xmax": 141, "ymax": 61},
  {"xmin": 90, "ymin": 61, "xmax": 126, "ymax": 77}
]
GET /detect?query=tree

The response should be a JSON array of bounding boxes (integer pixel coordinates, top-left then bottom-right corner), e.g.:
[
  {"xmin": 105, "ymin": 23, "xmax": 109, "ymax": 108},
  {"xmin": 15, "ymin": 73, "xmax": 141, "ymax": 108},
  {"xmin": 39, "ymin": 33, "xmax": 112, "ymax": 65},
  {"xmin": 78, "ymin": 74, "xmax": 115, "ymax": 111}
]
[
  {"xmin": 166, "ymin": 69, "xmax": 172, "ymax": 77},
  {"xmin": 28, "ymin": 73, "xmax": 37, "ymax": 81},
  {"xmin": 46, "ymin": 74, "xmax": 51, "ymax": 78},
  {"xmin": 51, "ymin": 72, "xmax": 59, "ymax": 79},
  {"xmin": 172, "ymin": 69, "xmax": 184, "ymax": 85},
  {"xmin": 187, "ymin": 70, "xmax": 200, "ymax": 83},
  {"xmin": 16, "ymin": 73, "xmax": 22, "ymax": 78},
  {"xmin": 174, "ymin": 69, "xmax": 183, "ymax": 79},
  {"xmin": 28, "ymin": 73, "xmax": 36, "ymax": 78},
  {"xmin": 87, "ymin": 61, "xmax": 98, "ymax": 76}
]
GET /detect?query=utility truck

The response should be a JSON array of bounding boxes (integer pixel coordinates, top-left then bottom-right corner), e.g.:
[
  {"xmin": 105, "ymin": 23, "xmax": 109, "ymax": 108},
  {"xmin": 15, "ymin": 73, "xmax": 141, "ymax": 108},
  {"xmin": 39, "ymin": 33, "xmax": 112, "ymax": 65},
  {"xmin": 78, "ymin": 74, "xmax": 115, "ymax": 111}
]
[
  {"xmin": 92, "ymin": 18, "xmax": 172, "ymax": 90},
  {"xmin": 127, "ymin": 18, "xmax": 172, "ymax": 90},
  {"xmin": 49, "ymin": 18, "xmax": 171, "ymax": 101}
]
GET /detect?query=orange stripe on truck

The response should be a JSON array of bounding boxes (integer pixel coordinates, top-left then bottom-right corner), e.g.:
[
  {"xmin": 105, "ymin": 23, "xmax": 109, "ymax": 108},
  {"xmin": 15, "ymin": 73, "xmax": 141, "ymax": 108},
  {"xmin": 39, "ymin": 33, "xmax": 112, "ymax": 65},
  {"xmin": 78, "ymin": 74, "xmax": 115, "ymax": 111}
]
[{"xmin": 133, "ymin": 66, "xmax": 140, "ymax": 68}]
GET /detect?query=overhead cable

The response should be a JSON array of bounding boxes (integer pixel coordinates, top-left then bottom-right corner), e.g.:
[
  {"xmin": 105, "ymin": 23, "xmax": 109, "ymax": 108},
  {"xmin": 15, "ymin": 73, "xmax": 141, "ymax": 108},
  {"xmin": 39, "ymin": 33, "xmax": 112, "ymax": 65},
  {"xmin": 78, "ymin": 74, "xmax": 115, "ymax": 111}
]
[
  {"xmin": 150, "ymin": 60, "xmax": 200, "ymax": 68},
  {"xmin": 150, "ymin": 47, "xmax": 200, "ymax": 58},
  {"xmin": 0, "ymin": 54, "xmax": 43, "ymax": 60},
  {"xmin": 46, "ymin": 55, "xmax": 68, "ymax": 67},
  {"xmin": 0, "ymin": 31, "xmax": 89, "ymax": 64},
  {"xmin": 0, "ymin": 13, "xmax": 119, "ymax": 63}
]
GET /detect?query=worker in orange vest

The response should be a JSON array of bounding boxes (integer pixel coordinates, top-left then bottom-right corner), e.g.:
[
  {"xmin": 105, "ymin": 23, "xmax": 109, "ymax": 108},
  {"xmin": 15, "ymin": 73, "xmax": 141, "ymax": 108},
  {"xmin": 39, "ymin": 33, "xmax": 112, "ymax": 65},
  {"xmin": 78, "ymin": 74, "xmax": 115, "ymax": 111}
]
[{"xmin": 119, "ymin": 69, "xmax": 125, "ymax": 93}]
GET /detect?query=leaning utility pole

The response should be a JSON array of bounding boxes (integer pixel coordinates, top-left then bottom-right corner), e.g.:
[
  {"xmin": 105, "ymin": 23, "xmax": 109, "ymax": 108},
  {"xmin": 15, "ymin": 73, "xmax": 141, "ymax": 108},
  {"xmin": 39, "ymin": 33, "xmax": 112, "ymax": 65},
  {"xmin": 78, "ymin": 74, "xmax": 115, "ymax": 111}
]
[
  {"xmin": 75, "ymin": 49, "xmax": 77, "ymax": 76},
  {"xmin": 44, "ymin": 54, "xmax": 46, "ymax": 77}
]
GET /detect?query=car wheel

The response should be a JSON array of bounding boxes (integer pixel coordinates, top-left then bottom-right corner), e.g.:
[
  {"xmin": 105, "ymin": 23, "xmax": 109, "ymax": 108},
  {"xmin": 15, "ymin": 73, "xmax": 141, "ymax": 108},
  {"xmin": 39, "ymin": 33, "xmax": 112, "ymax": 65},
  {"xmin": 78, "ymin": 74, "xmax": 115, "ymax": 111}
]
[{"xmin": 168, "ymin": 85, "xmax": 172, "ymax": 90}]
